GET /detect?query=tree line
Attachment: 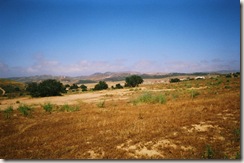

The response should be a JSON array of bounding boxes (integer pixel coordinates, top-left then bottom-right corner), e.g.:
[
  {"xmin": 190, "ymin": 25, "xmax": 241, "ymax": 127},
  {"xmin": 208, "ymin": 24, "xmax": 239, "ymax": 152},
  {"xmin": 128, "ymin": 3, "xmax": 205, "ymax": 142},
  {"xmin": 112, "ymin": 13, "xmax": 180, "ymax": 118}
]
[{"xmin": 26, "ymin": 75, "xmax": 143, "ymax": 97}]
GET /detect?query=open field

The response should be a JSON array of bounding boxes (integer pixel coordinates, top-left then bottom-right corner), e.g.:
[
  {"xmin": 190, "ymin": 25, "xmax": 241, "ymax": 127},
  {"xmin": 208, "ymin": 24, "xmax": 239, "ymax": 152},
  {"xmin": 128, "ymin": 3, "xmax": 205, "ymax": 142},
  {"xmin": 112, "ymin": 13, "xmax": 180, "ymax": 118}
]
[{"xmin": 0, "ymin": 76, "xmax": 240, "ymax": 159}]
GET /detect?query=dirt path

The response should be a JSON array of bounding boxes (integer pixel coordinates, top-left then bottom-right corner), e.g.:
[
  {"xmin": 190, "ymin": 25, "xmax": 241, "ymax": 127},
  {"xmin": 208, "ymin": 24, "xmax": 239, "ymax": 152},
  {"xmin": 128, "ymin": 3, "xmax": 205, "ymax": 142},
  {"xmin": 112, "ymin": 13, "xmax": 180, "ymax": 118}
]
[
  {"xmin": 0, "ymin": 89, "xmax": 132, "ymax": 110},
  {"xmin": 0, "ymin": 87, "xmax": 5, "ymax": 96}
]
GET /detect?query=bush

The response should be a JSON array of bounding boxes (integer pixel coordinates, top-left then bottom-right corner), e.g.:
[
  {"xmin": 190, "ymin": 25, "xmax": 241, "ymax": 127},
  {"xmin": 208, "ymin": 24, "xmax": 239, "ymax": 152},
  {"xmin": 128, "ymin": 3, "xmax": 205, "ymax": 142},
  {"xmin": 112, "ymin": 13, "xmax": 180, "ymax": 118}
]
[
  {"xmin": 43, "ymin": 103, "xmax": 53, "ymax": 113},
  {"xmin": 26, "ymin": 79, "xmax": 66, "ymax": 97},
  {"xmin": 64, "ymin": 84, "xmax": 70, "ymax": 88},
  {"xmin": 80, "ymin": 84, "xmax": 87, "ymax": 91},
  {"xmin": 3, "ymin": 106, "xmax": 14, "ymax": 119},
  {"xmin": 94, "ymin": 81, "xmax": 108, "ymax": 90},
  {"xmin": 125, "ymin": 75, "xmax": 143, "ymax": 87},
  {"xmin": 115, "ymin": 83, "xmax": 123, "ymax": 89},
  {"xmin": 70, "ymin": 84, "xmax": 79, "ymax": 90},
  {"xmin": 170, "ymin": 78, "xmax": 180, "ymax": 83},
  {"xmin": 225, "ymin": 74, "xmax": 232, "ymax": 78},
  {"xmin": 18, "ymin": 104, "xmax": 32, "ymax": 117}
]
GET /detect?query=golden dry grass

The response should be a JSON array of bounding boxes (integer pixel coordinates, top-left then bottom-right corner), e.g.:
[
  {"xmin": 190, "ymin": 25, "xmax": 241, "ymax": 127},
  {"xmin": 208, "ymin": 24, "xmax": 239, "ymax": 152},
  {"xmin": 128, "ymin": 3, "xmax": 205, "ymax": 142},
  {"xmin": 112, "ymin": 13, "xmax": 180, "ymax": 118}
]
[{"xmin": 0, "ymin": 76, "xmax": 240, "ymax": 159}]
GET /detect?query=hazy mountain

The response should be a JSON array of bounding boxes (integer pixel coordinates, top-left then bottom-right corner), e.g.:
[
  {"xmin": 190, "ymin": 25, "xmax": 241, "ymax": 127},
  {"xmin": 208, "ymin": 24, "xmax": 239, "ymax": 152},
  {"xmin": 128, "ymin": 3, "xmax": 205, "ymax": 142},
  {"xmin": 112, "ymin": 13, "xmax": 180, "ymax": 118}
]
[{"xmin": 4, "ymin": 70, "xmax": 239, "ymax": 84}]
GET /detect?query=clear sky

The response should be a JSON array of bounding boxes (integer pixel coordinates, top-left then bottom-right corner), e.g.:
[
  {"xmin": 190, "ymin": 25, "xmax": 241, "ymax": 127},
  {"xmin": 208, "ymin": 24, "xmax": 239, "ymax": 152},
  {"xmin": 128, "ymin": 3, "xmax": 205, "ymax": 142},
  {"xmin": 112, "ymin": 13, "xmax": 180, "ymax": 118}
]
[{"xmin": 0, "ymin": 0, "xmax": 240, "ymax": 77}]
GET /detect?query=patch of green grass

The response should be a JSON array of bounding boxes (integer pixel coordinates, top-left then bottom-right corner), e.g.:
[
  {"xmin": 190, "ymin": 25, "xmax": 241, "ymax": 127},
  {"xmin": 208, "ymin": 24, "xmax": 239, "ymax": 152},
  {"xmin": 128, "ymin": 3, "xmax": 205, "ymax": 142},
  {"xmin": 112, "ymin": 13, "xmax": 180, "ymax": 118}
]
[
  {"xmin": 235, "ymin": 152, "xmax": 240, "ymax": 159},
  {"xmin": 224, "ymin": 85, "xmax": 231, "ymax": 89},
  {"xmin": 190, "ymin": 90, "xmax": 200, "ymax": 99},
  {"xmin": 172, "ymin": 92, "xmax": 179, "ymax": 99},
  {"xmin": 202, "ymin": 144, "xmax": 214, "ymax": 159},
  {"xmin": 233, "ymin": 128, "xmax": 240, "ymax": 142},
  {"xmin": 133, "ymin": 92, "xmax": 166, "ymax": 104},
  {"xmin": 185, "ymin": 83, "xmax": 192, "ymax": 88},
  {"xmin": 42, "ymin": 102, "xmax": 53, "ymax": 113},
  {"xmin": 17, "ymin": 104, "xmax": 32, "ymax": 117},
  {"xmin": 3, "ymin": 106, "xmax": 14, "ymax": 119},
  {"xmin": 60, "ymin": 104, "xmax": 80, "ymax": 112}
]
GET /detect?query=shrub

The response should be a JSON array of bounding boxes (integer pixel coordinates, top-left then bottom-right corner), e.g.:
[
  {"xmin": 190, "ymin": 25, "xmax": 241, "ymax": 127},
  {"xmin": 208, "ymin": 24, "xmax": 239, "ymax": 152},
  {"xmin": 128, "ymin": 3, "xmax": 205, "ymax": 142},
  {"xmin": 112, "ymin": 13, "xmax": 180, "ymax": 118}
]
[
  {"xmin": 170, "ymin": 78, "xmax": 180, "ymax": 83},
  {"xmin": 70, "ymin": 84, "xmax": 79, "ymax": 90},
  {"xmin": 43, "ymin": 103, "xmax": 53, "ymax": 113},
  {"xmin": 94, "ymin": 81, "xmax": 108, "ymax": 90},
  {"xmin": 80, "ymin": 84, "xmax": 87, "ymax": 91},
  {"xmin": 125, "ymin": 75, "xmax": 143, "ymax": 87},
  {"xmin": 225, "ymin": 74, "xmax": 232, "ymax": 78},
  {"xmin": 115, "ymin": 83, "xmax": 123, "ymax": 89},
  {"xmin": 64, "ymin": 84, "xmax": 70, "ymax": 88},
  {"xmin": 18, "ymin": 104, "xmax": 32, "ymax": 117},
  {"xmin": 3, "ymin": 106, "xmax": 14, "ymax": 119}
]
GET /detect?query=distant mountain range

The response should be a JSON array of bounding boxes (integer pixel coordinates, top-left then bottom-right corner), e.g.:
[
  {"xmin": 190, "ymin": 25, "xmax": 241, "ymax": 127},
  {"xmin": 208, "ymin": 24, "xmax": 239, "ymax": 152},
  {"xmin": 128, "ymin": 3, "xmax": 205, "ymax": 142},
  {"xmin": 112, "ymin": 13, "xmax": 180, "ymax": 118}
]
[{"xmin": 5, "ymin": 70, "xmax": 239, "ymax": 84}]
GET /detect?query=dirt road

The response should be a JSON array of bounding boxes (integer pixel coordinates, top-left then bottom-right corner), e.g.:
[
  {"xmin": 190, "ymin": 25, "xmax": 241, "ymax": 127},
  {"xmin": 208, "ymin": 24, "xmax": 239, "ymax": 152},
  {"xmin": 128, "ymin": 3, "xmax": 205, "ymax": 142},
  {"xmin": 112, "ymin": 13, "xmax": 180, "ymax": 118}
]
[{"xmin": 0, "ymin": 88, "xmax": 133, "ymax": 110}]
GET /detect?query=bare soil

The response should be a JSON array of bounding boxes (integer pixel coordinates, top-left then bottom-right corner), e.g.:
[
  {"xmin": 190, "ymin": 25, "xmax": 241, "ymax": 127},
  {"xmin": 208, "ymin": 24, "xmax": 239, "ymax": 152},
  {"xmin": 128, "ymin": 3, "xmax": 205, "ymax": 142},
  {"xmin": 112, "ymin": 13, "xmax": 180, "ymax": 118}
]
[{"xmin": 0, "ymin": 76, "xmax": 240, "ymax": 159}]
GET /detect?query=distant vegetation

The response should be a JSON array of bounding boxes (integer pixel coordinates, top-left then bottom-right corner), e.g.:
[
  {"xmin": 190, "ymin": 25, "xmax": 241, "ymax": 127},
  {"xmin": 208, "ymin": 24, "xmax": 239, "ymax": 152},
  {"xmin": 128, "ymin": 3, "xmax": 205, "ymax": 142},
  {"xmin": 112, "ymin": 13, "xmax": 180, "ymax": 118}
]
[
  {"xmin": 170, "ymin": 78, "xmax": 180, "ymax": 83},
  {"xmin": 94, "ymin": 81, "xmax": 108, "ymax": 90},
  {"xmin": 115, "ymin": 83, "xmax": 123, "ymax": 89},
  {"xmin": 80, "ymin": 84, "xmax": 88, "ymax": 91},
  {"xmin": 26, "ymin": 79, "xmax": 66, "ymax": 97},
  {"xmin": 0, "ymin": 79, "xmax": 26, "ymax": 98},
  {"xmin": 125, "ymin": 75, "xmax": 143, "ymax": 87},
  {"xmin": 70, "ymin": 84, "xmax": 79, "ymax": 90}
]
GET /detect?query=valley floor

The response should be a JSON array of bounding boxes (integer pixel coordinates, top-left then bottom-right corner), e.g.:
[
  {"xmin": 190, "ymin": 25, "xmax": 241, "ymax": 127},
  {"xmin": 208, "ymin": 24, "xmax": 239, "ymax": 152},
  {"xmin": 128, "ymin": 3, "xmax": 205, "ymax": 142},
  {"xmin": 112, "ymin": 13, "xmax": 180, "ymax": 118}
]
[{"xmin": 0, "ymin": 76, "xmax": 240, "ymax": 159}]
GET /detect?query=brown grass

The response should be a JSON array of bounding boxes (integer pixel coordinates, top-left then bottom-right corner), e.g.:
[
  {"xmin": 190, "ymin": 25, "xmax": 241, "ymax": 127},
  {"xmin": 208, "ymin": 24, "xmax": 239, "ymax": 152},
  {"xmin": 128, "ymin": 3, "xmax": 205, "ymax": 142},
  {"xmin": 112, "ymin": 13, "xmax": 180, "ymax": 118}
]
[{"xmin": 0, "ymin": 76, "xmax": 240, "ymax": 159}]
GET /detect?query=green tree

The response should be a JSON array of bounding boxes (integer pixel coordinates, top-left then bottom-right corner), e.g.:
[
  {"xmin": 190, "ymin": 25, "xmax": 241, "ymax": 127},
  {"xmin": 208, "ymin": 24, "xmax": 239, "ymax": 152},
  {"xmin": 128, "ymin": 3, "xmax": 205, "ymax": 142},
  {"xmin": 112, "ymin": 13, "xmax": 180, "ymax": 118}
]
[
  {"xmin": 115, "ymin": 83, "xmax": 123, "ymax": 89},
  {"xmin": 125, "ymin": 75, "xmax": 143, "ymax": 87},
  {"xmin": 70, "ymin": 84, "xmax": 79, "ymax": 90},
  {"xmin": 170, "ymin": 78, "xmax": 180, "ymax": 83},
  {"xmin": 26, "ymin": 79, "xmax": 66, "ymax": 97},
  {"xmin": 64, "ymin": 84, "xmax": 70, "ymax": 88},
  {"xmin": 80, "ymin": 84, "xmax": 87, "ymax": 91},
  {"xmin": 26, "ymin": 82, "xmax": 40, "ymax": 97},
  {"xmin": 94, "ymin": 81, "xmax": 108, "ymax": 90},
  {"xmin": 38, "ymin": 79, "xmax": 66, "ymax": 97}
]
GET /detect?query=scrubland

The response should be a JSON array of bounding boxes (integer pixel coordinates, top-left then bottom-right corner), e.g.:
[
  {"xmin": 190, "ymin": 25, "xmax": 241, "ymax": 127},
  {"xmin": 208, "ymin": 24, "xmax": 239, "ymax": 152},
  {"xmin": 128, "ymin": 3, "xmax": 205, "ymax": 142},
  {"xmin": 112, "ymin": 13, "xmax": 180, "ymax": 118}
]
[{"xmin": 0, "ymin": 76, "xmax": 240, "ymax": 159}]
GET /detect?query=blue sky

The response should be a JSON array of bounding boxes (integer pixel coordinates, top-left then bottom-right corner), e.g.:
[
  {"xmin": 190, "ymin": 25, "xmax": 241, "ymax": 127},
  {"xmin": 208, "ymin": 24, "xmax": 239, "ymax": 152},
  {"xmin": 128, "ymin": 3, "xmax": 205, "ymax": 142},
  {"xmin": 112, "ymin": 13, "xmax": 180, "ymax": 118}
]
[{"xmin": 0, "ymin": 0, "xmax": 240, "ymax": 77}]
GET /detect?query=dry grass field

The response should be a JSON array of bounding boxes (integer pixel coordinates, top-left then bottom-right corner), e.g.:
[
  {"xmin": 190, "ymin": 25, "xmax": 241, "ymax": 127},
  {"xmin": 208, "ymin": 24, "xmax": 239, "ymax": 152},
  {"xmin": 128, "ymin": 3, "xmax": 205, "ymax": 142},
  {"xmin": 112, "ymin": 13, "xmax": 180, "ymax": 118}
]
[{"xmin": 0, "ymin": 75, "xmax": 240, "ymax": 159}]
